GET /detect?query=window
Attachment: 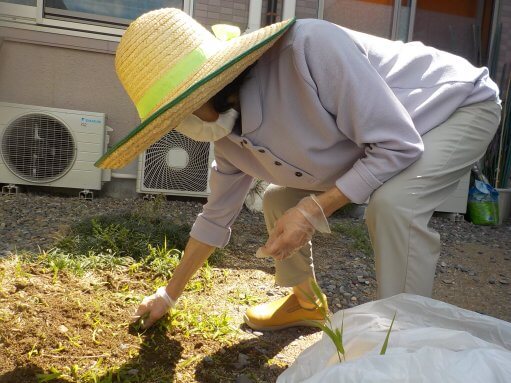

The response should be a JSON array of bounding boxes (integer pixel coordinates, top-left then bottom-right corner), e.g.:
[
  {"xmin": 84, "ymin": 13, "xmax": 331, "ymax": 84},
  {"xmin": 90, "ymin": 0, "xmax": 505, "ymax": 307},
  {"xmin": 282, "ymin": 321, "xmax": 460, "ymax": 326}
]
[
  {"xmin": 1, "ymin": 0, "xmax": 36, "ymax": 5},
  {"xmin": 44, "ymin": 0, "xmax": 184, "ymax": 28},
  {"xmin": 0, "ymin": 0, "xmax": 188, "ymax": 39}
]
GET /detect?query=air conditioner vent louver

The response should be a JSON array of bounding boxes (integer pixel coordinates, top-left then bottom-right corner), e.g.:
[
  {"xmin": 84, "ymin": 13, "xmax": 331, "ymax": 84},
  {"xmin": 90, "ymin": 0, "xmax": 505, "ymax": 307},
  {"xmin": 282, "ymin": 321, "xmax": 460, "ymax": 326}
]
[
  {"xmin": 142, "ymin": 131, "xmax": 210, "ymax": 193},
  {"xmin": 1, "ymin": 113, "xmax": 76, "ymax": 183}
]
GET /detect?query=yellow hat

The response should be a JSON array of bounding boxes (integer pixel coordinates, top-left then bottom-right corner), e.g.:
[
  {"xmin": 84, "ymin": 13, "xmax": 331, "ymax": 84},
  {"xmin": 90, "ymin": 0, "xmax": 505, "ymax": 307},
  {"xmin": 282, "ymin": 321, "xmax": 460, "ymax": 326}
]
[{"xmin": 95, "ymin": 8, "xmax": 295, "ymax": 169}]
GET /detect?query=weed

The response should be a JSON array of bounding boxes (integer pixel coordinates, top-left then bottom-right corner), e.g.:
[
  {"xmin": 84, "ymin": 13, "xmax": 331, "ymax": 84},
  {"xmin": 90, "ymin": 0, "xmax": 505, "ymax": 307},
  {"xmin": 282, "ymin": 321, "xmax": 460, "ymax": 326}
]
[
  {"xmin": 36, "ymin": 367, "xmax": 62, "ymax": 382},
  {"xmin": 331, "ymin": 221, "xmax": 372, "ymax": 256},
  {"xmin": 303, "ymin": 280, "xmax": 395, "ymax": 363},
  {"xmin": 55, "ymin": 212, "xmax": 190, "ymax": 260},
  {"xmin": 169, "ymin": 299, "xmax": 234, "ymax": 339},
  {"xmin": 35, "ymin": 248, "xmax": 133, "ymax": 277},
  {"xmin": 380, "ymin": 312, "xmax": 396, "ymax": 355},
  {"xmin": 27, "ymin": 342, "xmax": 39, "ymax": 359},
  {"xmin": 227, "ymin": 289, "xmax": 262, "ymax": 306},
  {"xmin": 209, "ymin": 248, "xmax": 226, "ymax": 265}
]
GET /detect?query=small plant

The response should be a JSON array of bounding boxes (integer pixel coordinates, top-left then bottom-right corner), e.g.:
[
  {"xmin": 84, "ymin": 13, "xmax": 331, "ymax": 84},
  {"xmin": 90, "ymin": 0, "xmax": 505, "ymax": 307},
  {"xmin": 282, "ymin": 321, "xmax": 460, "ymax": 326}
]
[
  {"xmin": 331, "ymin": 221, "xmax": 372, "ymax": 256},
  {"xmin": 303, "ymin": 280, "xmax": 395, "ymax": 363},
  {"xmin": 227, "ymin": 289, "xmax": 262, "ymax": 306},
  {"xmin": 55, "ymin": 212, "xmax": 190, "ymax": 259},
  {"xmin": 169, "ymin": 298, "xmax": 234, "ymax": 339}
]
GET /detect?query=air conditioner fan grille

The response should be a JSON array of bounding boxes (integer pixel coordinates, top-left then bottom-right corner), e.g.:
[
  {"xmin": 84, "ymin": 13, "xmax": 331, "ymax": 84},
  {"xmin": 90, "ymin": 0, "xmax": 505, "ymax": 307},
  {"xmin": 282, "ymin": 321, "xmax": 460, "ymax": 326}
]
[
  {"xmin": 1, "ymin": 113, "xmax": 76, "ymax": 183},
  {"xmin": 143, "ymin": 130, "xmax": 210, "ymax": 192}
]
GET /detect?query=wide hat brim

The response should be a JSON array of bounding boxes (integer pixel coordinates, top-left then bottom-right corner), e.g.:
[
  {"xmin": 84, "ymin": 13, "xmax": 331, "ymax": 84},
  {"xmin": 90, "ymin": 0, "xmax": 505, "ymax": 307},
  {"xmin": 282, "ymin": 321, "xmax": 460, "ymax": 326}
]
[{"xmin": 95, "ymin": 17, "xmax": 295, "ymax": 169}]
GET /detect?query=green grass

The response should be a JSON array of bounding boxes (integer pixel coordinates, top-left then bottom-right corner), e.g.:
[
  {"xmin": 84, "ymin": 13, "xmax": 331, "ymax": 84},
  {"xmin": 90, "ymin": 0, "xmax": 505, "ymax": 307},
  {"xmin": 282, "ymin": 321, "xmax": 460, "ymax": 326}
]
[
  {"xmin": 167, "ymin": 299, "xmax": 235, "ymax": 339},
  {"xmin": 331, "ymin": 221, "xmax": 372, "ymax": 256},
  {"xmin": 55, "ymin": 212, "xmax": 190, "ymax": 261}
]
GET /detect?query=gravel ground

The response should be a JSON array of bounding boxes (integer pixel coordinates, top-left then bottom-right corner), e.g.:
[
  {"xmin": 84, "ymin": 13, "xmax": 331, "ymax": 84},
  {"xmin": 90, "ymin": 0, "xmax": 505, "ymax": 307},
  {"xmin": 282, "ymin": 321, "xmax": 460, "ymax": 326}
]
[
  {"xmin": 1, "ymin": 191, "xmax": 510, "ymax": 380},
  {"xmin": 1, "ymin": 192, "xmax": 510, "ymax": 318}
]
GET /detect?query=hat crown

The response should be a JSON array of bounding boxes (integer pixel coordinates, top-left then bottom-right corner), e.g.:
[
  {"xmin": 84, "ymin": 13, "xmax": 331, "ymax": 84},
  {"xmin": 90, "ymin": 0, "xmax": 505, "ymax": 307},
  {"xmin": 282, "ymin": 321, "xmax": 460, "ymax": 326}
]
[{"xmin": 115, "ymin": 8, "xmax": 217, "ymax": 109}]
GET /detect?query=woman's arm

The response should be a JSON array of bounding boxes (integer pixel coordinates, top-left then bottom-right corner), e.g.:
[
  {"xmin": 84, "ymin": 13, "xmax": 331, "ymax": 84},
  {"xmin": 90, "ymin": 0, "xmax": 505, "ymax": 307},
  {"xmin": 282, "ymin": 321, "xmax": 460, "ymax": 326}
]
[
  {"xmin": 314, "ymin": 186, "xmax": 351, "ymax": 217},
  {"xmin": 165, "ymin": 237, "xmax": 215, "ymax": 299},
  {"xmin": 132, "ymin": 237, "xmax": 215, "ymax": 329}
]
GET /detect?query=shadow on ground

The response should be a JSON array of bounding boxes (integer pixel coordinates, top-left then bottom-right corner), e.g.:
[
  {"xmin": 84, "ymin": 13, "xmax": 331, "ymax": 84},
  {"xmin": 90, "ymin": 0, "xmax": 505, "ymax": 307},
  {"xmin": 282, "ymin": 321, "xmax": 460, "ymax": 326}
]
[
  {"xmin": 195, "ymin": 326, "xmax": 319, "ymax": 383},
  {"xmin": 0, "ymin": 329, "xmax": 183, "ymax": 383}
]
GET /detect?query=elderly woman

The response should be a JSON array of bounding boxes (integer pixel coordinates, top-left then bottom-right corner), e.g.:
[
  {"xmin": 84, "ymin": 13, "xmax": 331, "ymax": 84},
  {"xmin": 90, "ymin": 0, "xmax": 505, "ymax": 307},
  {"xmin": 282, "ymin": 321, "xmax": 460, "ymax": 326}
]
[{"xmin": 96, "ymin": 8, "xmax": 500, "ymax": 330}]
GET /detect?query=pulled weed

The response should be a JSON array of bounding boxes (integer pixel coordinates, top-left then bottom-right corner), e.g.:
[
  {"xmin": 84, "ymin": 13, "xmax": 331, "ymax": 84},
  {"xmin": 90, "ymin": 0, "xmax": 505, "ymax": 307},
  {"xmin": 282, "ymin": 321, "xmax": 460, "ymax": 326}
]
[{"xmin": 303, "ymin": 280, "xmax": 395, "ymax": 363}]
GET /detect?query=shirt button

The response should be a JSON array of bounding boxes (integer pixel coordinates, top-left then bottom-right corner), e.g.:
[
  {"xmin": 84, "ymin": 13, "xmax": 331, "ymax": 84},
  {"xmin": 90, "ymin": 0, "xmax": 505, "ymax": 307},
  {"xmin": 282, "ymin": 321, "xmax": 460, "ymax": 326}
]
[
  {"xmin": 274, "ymin": 161, "xmax": 282, "ymax": 166},
  {"xmin": 295, "ymin": 172, "xmax": 302, "ymax": 177},
  {"xmin": 258, "ymin": 149, "xmax": 265, "ymax": 153},
  {"xmin": 242, "ymin": 139, "xmax": 248, "ymax": 144}
]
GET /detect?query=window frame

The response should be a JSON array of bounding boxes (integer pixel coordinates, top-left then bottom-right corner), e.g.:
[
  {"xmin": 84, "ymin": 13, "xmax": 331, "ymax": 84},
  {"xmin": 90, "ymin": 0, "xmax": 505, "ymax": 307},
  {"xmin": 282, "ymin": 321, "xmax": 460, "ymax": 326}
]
[
  {"xmin": 0, "ymin": 2, "xmax": 38, "ymax": 20},
  {"xmin": 0, "ymin": 0, "xmax": 193, "ymax": 41}
]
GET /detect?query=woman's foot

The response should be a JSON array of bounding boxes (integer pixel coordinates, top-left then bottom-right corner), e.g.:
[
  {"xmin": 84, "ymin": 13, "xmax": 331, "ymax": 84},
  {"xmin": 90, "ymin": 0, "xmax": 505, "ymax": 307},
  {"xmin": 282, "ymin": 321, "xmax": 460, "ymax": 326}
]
[{"xmin": 243, "ymin": 293, "xmax": 328, "ymax": 331}]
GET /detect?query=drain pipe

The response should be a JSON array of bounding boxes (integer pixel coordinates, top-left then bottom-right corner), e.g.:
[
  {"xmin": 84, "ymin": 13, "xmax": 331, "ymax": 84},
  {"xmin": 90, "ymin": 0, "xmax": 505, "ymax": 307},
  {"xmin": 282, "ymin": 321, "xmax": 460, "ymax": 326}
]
[{"xmin": 111, "ymin": 172, "xmax": 137, "ymax": 179}]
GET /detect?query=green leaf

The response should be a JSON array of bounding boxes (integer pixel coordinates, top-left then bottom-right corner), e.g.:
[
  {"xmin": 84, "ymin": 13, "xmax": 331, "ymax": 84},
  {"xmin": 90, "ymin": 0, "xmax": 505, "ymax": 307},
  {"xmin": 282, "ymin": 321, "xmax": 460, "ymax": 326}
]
[
  {"xmin": 304, "ymin": 319, "xmax": 344, "ymax": 358},
  {"xmin": 380, "ymin": 312, "xmax": 396, "ymax": 355},
  {"xmin": 310, "ymin": 279, "xmax": 327, "ymax": 311},
  {"xmin": 36, "ymin": 372, "xmax": 62, "ymax": 382},
  {"xmin": 335, "ymin": 329, "xmax": 344, "ymax": 355}
]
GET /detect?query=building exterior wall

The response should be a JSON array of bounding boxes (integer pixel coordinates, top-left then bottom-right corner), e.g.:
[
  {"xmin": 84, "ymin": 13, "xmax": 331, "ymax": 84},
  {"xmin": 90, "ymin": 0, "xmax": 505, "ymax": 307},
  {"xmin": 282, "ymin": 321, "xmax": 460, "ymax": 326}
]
[
  {"xmin": 323, "ymin": 0, "xmax": 394, "ymax": 38},
  {"xmin": 0, "ymin": 1, "xmax": 509, "ymax": 198},
  {"xmin": 0, "ymin": 28, "xmax": 140, "ymax": 174},
  {"xmin": 412, "ymin": 9, "xmax": 479, "ymax": 64},
  {"xmin": 193, "ymin": 0, "xmax": 250, "ymax": 29},
  {"xmin": 295, "ymin": 0, "xmax": 319, "ymax": 19}
]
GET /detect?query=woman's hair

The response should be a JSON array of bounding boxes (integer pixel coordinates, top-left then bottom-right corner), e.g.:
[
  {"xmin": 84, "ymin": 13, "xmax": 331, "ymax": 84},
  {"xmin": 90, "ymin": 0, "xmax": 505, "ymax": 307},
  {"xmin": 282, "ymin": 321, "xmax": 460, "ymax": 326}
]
[{"xmin": 212, "ymin": 63, "xmax": 255, "ymax": 113}]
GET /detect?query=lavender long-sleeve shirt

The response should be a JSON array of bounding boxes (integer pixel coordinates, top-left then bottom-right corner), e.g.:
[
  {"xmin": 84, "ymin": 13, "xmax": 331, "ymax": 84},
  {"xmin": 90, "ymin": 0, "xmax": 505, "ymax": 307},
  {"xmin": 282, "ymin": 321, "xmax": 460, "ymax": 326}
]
[{"xmin": 190, "ymin": 19, "xmax": 500, "ymax": 247}]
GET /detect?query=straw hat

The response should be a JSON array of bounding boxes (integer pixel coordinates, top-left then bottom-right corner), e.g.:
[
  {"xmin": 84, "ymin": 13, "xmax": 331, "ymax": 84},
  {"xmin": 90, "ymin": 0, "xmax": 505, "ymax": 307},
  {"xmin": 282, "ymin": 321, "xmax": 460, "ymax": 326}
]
[{"xmin": 95, "ymin": 8, "xmax": 295, "ymax": 169}]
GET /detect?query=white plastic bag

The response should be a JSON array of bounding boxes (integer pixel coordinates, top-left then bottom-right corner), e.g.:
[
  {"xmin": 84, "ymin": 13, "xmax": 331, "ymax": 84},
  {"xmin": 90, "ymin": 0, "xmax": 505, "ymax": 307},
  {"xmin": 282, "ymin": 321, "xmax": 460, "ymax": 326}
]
[{"xmin": 278, "ymin": 293, "xmax": 511, "ymax": 383}]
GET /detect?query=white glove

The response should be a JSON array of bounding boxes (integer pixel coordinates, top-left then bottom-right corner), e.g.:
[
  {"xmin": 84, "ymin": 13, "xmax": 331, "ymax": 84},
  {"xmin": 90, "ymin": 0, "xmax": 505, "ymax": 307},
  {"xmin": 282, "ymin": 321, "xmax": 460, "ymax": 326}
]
[
  {"xmin": 257, "ymin": 195, "xmax": 330, "ymax": 260},
  {"xmin": 131, "ymin": 287, "xmax": 176, "ymax": 330}
]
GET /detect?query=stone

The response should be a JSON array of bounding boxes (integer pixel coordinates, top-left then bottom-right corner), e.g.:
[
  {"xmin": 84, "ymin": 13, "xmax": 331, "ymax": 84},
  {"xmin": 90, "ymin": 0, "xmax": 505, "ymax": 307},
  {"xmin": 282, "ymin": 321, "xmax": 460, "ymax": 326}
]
[
  {"xmin": 234, "ymin": 353, "xmax": 250, "ymax": 369},
  {"xmin": 236, "ymin": 374, "xmax": 253, "ymax": 383}
]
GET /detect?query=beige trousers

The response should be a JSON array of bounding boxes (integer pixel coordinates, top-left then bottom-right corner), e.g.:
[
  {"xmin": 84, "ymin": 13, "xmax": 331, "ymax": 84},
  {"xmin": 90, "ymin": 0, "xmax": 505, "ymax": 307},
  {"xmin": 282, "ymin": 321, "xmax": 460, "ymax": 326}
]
[{"xmin": 262, "ymin": 100, "xmax": 501, "ymax": 298}]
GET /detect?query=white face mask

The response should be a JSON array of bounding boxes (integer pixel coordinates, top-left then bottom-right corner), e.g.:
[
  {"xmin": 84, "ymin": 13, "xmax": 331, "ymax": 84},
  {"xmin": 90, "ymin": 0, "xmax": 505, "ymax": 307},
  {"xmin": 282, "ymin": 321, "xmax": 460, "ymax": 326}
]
[{"xmin": 175, "ymin": 108, "xmax": 239, "ymax": 142}]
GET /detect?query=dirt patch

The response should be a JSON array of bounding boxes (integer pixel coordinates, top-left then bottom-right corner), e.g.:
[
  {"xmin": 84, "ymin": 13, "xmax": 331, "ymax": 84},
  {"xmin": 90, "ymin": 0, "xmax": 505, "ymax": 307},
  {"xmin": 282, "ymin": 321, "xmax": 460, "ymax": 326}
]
[{"xmin": 433, "ymin": 242, "xmax": 511, "ymax": 321}]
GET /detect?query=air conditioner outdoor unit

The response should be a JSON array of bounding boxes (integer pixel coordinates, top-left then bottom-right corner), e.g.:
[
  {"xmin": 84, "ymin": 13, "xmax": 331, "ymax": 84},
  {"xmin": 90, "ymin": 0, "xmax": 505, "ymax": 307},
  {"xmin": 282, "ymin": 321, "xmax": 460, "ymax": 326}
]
[
  {"xmin": 137, "ymin": 130, "xmax": 214, "ymax": 197},
  {"xmin": 0, "ymin": 102, "xmax": 111, "ymax": 193}
]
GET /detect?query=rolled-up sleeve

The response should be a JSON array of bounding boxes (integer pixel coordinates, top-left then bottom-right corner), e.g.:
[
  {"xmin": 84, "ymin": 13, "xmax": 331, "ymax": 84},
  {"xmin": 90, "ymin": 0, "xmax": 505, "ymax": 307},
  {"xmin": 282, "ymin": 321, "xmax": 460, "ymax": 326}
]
[
  {"xmin": 190, "ymin": 144, "xmax": 254, "ymax": 247},
  {"xmin": 297, "ymin": 23, "xmax": 424, "ymax": 204}
]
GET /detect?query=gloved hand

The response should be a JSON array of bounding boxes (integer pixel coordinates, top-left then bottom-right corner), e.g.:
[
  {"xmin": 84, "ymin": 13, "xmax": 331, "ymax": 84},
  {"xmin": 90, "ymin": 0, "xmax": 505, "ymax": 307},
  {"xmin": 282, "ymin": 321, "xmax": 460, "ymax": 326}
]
[
  {"xmin": 131, "ymin": 287, "xmax": 176, "ymax": 330},
  {"xmin": 259, "ymin": 195, "xmax": 331, "ymax": 260}
]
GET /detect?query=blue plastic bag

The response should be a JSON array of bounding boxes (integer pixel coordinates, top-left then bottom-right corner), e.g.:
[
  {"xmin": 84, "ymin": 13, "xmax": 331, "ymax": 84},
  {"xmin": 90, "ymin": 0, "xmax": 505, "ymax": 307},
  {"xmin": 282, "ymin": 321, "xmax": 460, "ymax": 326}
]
[{"xmin": 467, "ymin": 180, "xmax": 499, "ymax": 225}]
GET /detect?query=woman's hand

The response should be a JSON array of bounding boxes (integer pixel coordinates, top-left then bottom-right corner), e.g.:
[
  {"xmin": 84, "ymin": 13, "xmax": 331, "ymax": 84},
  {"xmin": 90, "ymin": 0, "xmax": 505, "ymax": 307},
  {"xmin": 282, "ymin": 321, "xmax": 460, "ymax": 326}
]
[
  {"xmin": 131, "ymin": 287, "xmax": 175, "ymax": 330},
  {"xmin": 130, "ymin": 238, "xmax": 216, "ymax": 330},
  {"xmin": 261, "ymin": 205, "xmax": 316, "ymax": 260},
  {"xmin": 261, "ymin": 195, "xmax": 331, "ymax": 260},
  {"xmin": 260, "ymin": 188, "xmax": 350, "ymax": 260}
]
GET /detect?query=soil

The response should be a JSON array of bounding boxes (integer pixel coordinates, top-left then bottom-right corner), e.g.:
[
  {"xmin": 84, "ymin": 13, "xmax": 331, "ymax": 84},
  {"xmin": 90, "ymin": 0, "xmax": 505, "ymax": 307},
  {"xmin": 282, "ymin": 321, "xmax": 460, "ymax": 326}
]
[{"xmin": 0, "ymin": 193, "xmax": 510, "ymax": 382}]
